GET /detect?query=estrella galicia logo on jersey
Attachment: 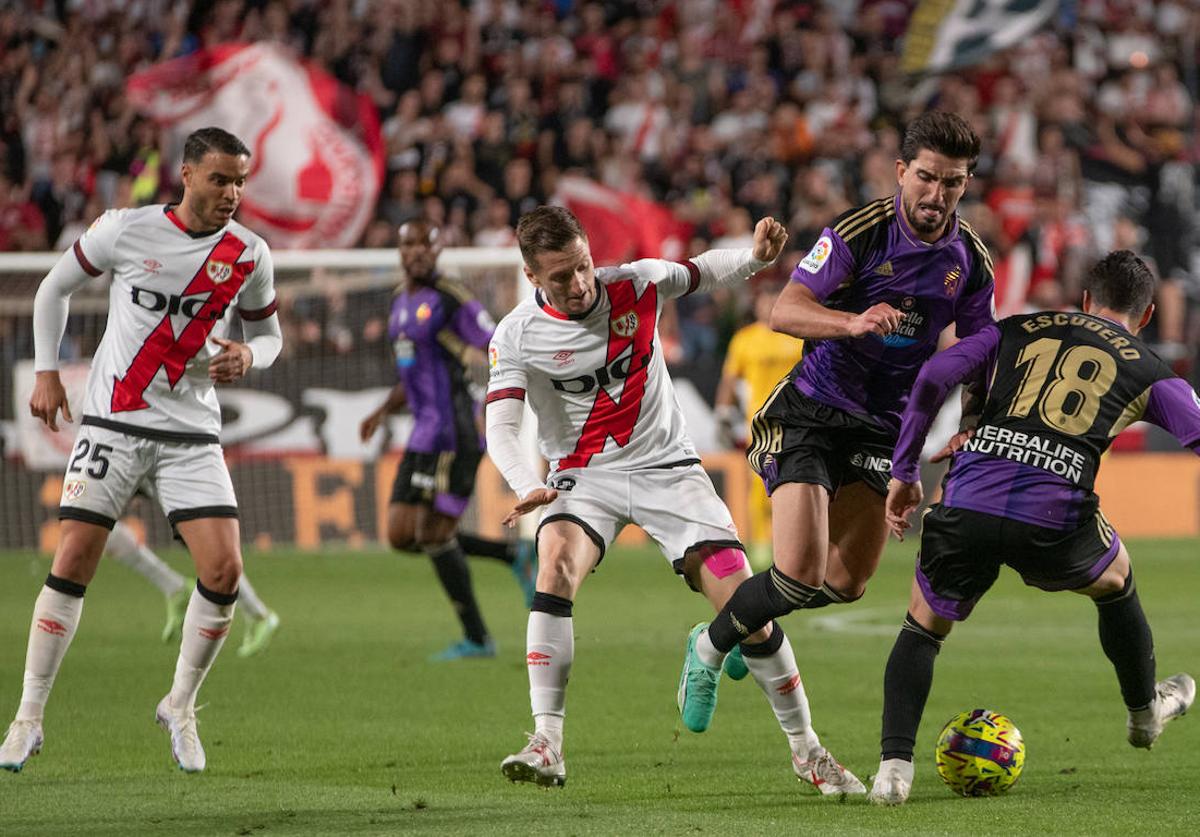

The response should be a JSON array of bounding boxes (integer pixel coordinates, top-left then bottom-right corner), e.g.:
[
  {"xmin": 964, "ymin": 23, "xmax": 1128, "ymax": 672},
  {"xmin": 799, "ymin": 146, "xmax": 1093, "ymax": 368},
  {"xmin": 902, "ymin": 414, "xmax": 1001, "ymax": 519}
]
[
  {"xmin": 551, "ymin": 344, "xmax": 652, "ymax": 394},
  {"xmin": 206, "ymin": 260, "xmax": 233, "ymax": 284},
  {"xmin": 130, "ymin": 286, "xmax": 228, "ymax": 321},
  {"xmin": 62, "ymin": 480, "xmax": 86, "ymax": 501},
  {"xmin": 876, "ymin": 299, "xmax": 927, "ymax": 348},
  {"xmin": 799, "ymin": 235, "xmax": 833, "ymax": 274},
  {"xmin": 611, "ymin": 310, "xmax": 639, "ymax": 338},
  {"xmin": 549, "ymin": 475, "xmax": 576, "ymax": 492},
  {"xmin": 943, "ymin": 264, "xmax": 962, "ymax": 296}
]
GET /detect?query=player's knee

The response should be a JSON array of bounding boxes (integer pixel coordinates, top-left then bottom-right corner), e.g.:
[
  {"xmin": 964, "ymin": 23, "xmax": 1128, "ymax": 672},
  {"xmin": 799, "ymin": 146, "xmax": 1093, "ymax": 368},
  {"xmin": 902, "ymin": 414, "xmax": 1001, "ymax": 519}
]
[
  {"xmin": 387, "ymin": 524, "xmax": 417, "ymax": 553},
  {"xmin": 200, "ymin": 554, "xmax": 242, "ymax": 595},
  {"xmin": 536, "ymin": 539, "xmax": 584, "ymax": 596}
]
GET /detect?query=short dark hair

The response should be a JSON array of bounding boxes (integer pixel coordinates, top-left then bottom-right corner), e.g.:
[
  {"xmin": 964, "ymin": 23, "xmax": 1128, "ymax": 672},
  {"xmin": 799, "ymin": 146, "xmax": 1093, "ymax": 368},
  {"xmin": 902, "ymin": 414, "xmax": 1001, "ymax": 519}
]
[
  {"xmin": 1084, "ymin": 250, "xmax": 1156, "ymax": 314},
  {"xmin": 516, "ymin": 206, "xmax": 587, "ymax": 267},
  {"xmin": 900, "ymin": 111, "xmax": 981, "ymax": 170},
  {"xmin": 183, "ymin": 127, "xmax": 250, "ymax": 164}
]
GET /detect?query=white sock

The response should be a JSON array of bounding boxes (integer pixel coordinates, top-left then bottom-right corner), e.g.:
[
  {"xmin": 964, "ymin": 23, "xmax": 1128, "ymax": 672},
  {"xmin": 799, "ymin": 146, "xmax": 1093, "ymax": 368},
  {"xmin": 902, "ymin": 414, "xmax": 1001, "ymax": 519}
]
[
  {"xmin": 697, "ymin": 628, "xmax": 726, "ymax": 669},
  {"xmin": 105, "ymin": 522, "xmax": 187, "ymax": 598},
  {"xmin": 168, "ymin": 586, "xmax": 236, "ymax": 712},
  {"xmin": 744, "ymin": 634, "xmax": 821, "ymax": 758},
  {"xmin": 236, "ymin": 575, "xmax": 269, "ymax": 621},
  {"xmin": 527, "ymin": 611, "xmax": 572, "ymax": 752},
  {"xmin": 17, "ymin": 584, "xmax": 85, "ymax": 722}
]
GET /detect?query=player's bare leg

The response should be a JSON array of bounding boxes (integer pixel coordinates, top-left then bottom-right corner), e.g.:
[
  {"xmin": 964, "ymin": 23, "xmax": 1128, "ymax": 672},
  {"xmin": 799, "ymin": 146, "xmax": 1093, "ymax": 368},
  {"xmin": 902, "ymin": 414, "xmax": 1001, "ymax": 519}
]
[
  {"xmin": 155, "ymin": 517, "xmax": 242, "ymax": 773},
  {"xmin": 871, "ymin": 577, "xmax": 955, "ymax": 805},
  {"xmin": 1077, "ymin": 544, "xmax": 1195, "ymax": 749},
  {"xmin": 389, "ymin": 503, "xmax": 495, "ymax": 661},
  {"xmin": 685, "ymin": 549, "xmax": 866, "ymax": 795},
  {"xmin": 1, "ymin": 520, "xmax": 108, "ymax": 773},
  {"xmin": 501, "ymin": 520, "xmax": 598, "ymax": 788},
  {"xmin": 819, "ymin": 483, "xmax": 889, "ymax": 607}
]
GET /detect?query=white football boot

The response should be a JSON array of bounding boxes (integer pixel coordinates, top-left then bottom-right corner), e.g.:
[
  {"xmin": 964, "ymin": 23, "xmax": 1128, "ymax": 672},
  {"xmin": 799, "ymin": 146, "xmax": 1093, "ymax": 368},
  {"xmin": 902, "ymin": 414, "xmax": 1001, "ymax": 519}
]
[
  {"xmin": 791, "ymin": 746, "xmax": 867, "ymax": 796},
  {"xmin": 155, "ymin": 696, "xmax": 206, "ymax": 772},
  {"xmin": 0, "ymin": 720, "xmax": 44, "ymax": 773},
  {"xmin": 1128, "ymin": 673, "xmax": 1196, "ymax": 749},
  {"xmin": 501, "ymin": 732, "xmax": 566, "ymax": 788},
  {"xmin": 867, "ymin": 757, "xmax": 914, "ymax": 805}
]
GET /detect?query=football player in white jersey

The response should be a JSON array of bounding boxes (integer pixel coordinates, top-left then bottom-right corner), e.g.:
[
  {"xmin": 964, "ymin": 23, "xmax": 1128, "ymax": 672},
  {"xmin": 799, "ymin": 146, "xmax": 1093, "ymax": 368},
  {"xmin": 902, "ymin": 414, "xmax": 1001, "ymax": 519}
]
[
  {"xmin": 486, "ymin": 206, "xmax": 865, "ymax": 794},
  {"xmin": 0, "ymin": 127, "xmax": 282, "ymax": 775}
]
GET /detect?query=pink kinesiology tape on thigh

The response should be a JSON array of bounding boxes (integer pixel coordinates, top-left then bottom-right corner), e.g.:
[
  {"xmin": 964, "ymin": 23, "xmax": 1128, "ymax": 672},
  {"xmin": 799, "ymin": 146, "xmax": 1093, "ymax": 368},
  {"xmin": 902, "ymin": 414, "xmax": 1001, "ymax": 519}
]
[{"xmin": 704, "ymin": 547, "xmax": 747, "ymax": 579}]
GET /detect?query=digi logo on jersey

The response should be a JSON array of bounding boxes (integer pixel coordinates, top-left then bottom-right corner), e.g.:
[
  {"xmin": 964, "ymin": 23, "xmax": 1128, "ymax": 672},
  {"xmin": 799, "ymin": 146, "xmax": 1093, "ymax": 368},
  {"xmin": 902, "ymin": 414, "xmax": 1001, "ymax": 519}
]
[
  {"xmin": 551, "ymin": 344, "xmax": 652, "ymax": 394},
  {"xmin": 130, "ymin": 287, "xmax": 228, "ymax": 321}
]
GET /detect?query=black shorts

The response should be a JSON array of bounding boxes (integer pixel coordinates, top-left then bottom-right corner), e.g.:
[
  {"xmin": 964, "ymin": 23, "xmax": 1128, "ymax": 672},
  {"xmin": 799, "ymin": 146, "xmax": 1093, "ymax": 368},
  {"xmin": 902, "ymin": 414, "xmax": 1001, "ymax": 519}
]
[
  {"xmin": 747, "ymin": 379, "xmax": 895, "ymax": 497},
  {"xmin": 389, "ymin": 447, "xmax": 482, "ymax": 518},
  {"xmin": 916, "ymin": 504, "xmax": 1121, "ymax": 621}
]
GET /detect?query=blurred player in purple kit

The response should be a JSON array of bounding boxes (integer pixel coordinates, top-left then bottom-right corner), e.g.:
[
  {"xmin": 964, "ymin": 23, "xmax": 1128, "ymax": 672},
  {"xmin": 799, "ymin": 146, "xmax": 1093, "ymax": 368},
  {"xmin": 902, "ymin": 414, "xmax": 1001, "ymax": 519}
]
[
  {"xmin": 360, "ymin": 219, "xmax": 535, "ymax": 661},
  {"xmin": 868, "ymin": 250, "xmax": 1198, "ymax": 804},
  {"xmin": 680, "ymin": 111, "xmax": 997, "ymax": 733}
]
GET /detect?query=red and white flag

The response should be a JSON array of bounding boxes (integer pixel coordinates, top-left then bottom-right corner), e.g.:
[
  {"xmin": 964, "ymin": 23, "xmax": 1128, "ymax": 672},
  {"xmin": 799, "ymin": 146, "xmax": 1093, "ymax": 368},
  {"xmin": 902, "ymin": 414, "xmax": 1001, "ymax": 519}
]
[
  {"xmin": 552, "ymin": 176, "xmax": 692, "ymax": 266},
  {"xmin": 128, "ymin": 43, "xmax": 384, "ymax": 249}
]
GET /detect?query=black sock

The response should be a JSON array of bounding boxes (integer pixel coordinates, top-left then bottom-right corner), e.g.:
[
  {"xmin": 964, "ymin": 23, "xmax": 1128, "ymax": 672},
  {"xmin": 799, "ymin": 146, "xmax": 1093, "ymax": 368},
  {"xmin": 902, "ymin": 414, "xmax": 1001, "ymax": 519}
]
[
  {"xmin": 707, "ymin": 566, "xmax": 819, "ymax": 652},
  {"xmin": 802, "ymin": 582, "xmax": 862, "ymax": 610},
  {"xmin": 880, "ymin": 613, "xmax": 946, "ymax": 761},
  {"xmin": 1095, "ymin": 572, "xmax": 1156, "ymax": 710},
  {"xmin": 457, "ymin": 533, "xmax": 515, "ymax": 565},
  {"xmin": 427, "ymin": 539, "xmax": 489, "ymax": 644}
]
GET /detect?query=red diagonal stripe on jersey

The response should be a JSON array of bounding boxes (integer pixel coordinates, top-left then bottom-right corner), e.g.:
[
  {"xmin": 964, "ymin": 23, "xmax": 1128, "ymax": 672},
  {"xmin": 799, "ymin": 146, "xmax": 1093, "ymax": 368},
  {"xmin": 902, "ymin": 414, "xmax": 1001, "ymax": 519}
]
[
  {"xmin": 558, "ymin": 280, "xmax": 658, "ymax": 470},
  {"xmin": 112, "ymin": 233, "xmax": 252, "ymax": 413}
]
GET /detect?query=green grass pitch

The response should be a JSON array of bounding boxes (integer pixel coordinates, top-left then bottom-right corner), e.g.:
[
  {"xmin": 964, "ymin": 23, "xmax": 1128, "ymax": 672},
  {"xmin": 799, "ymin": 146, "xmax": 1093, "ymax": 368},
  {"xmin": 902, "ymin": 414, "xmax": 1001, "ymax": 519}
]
[{"xmin": 0, "ymin": 539, "xmax": 1197, "ymax": 835}]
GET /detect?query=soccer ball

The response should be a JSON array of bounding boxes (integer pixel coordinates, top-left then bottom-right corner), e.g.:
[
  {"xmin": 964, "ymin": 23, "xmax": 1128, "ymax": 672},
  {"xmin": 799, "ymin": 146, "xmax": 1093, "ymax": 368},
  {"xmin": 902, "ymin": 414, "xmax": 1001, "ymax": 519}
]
[{"xmin": 935, "ymin": 709, "xmax": 1025, "ymax": 797}]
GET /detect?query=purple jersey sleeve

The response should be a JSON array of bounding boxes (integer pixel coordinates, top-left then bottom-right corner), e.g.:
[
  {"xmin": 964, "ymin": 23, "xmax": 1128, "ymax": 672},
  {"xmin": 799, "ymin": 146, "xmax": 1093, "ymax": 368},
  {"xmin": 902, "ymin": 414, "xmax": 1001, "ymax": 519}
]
[
  {"xmin": 788, "ymin": 227, "xmax": 855, "ymax": 302},
  {"xmin": 1142, "ymin": 376, "xmax": 1200, "ymax": 454},
  {"xmin": 954, "ymin": 281, "xmax": 996, "ymax": 338},
  {"xmin": 891, "ymin": 324, "xmax": 1002, "ymax": 482},
  {"xmin": 450, "ymin": 299, "xmax": 496, "ymax": 349}
]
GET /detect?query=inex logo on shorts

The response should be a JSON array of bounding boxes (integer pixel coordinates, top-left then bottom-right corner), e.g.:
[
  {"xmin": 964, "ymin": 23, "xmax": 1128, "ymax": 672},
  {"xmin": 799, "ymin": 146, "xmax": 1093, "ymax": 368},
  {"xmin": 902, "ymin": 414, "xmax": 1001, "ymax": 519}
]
[
  {"xmin": 611, "ymin": 310, "xmax": 639, "ymax": 337},
  {"xmin": 206, "ymin": 260, "xmax": 233, "ymax": 284}
]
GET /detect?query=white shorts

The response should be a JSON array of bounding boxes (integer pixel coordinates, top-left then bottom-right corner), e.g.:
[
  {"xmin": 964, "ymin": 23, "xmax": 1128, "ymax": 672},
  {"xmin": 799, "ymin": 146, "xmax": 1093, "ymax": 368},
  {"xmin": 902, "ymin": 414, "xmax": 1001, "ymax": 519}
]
[
  {"xmin": 58, "ymin": 423, "xmax": 238, "ymax": 529},
  {"xmin": 538, "ymin": 463, "xmax": 743, "ymax": 573}
]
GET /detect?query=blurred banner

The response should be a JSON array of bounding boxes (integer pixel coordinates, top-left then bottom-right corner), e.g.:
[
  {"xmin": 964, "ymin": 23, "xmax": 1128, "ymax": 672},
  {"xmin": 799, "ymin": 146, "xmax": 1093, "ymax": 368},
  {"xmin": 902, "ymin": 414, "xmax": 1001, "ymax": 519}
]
[
  {"xmin": 128, "ymin": 43, "xmax": 384, "ymax": 249},
  {"xmin": 552, "ymin": 175, "xmax": 693, "ymax": 266},
  {"xmin": 901, "ymin": 0, "xmax": 1059, "ymax": 75}
]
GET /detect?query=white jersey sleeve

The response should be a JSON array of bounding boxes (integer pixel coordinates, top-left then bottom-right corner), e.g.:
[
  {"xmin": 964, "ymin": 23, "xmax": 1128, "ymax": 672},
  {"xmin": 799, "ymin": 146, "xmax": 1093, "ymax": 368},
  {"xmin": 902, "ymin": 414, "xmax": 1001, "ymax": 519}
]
[
  {"xmin": 75, "ymin": 209, "xmax": 129, "ymax": 275},
  {"xmin": 486, "ymin": 315, "xmax": 529, "ymax": 397},
  {"xmin": 235, "ymin": 243, "xmax": 277, "ymax": 316},
  {"xmin": 600, "ymin": 258, "xmax": 698, "ymax": 300}
]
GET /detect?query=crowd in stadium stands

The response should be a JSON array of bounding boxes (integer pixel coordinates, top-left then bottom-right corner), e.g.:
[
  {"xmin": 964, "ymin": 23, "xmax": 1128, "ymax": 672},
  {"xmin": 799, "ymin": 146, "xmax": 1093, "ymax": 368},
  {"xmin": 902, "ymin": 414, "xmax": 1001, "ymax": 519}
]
[{"xmin": 1, "ymin": 0, "xmax": 1198, "ymax": 381}]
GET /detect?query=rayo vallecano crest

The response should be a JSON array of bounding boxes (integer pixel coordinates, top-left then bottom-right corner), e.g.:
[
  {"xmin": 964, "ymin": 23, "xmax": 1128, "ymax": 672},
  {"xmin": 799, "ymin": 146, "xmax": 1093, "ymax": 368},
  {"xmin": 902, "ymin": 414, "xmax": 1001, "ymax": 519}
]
[
  {"xmin": 611, "ymin": 310, "xmax": 639, "ymax": 337},
  {"xmin": 207, "ymin": 260, "xmax": 233, "ymax": 284}
]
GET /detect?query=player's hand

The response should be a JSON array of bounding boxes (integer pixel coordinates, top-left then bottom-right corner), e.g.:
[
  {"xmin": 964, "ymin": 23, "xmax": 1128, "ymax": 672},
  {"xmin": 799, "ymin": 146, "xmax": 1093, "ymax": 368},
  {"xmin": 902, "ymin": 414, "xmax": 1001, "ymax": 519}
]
[
  {"xmin": 208, "ymin": 337, "xmax": 253, "ymax": 383},
  {"xmin": 29, "ymin": 370, "xmax": 72, "ymax": 432},
  {"xmin": 931, "ymin": 428, "xmax": 975, "ymax": 463},
  {"xmin": 360, "ymin": 410, "xmax": 385, "ymax": 442},
  {"xmin": 502, "ymin": 488, "xmax": 558, "ymax": 528},
  {"xmin": 752, "ymin": 217, "xmax": 789, "ymax": 264},
  {"xmin": 885, "ymin": 478, "xmax": 923, "ymax": 541},
  {"xmin": 847, "ymin": 303, "xmax": 904, "ymax": 338}
]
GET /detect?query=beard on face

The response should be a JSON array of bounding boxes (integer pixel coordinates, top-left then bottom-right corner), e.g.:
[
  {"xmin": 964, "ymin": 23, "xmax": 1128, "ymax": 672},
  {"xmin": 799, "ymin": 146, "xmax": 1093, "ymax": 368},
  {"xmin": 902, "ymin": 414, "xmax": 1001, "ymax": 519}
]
[{"xmin": 905, "ymin": 197, "xmax": 946, "ymax": 236}]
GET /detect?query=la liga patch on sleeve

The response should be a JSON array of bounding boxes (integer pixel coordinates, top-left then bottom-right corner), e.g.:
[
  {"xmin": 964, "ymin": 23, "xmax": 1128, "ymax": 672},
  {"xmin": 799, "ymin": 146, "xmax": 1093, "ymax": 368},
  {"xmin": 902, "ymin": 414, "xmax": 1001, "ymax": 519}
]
[{"xmin": 798, "ymin": 235, "xmax": 833, "ymax": 274}]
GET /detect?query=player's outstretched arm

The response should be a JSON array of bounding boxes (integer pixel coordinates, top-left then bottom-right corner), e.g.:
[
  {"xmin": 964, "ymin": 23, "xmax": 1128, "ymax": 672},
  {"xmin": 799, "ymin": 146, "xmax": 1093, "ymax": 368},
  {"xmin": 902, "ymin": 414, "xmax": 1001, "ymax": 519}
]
[
  {"xmin": 360, "ymin": 383, "xmax": 408, "ymax": 441},
  {"xmin": 484, "ymin": 397, "xmax": 555, "ymax": 527},
  {"xmin": 30, "ymin": 249, "xmax": 95, "ymax": 430},
  {"xmin": 770, "ymin": 281, "xmax": 903, "ymax": 340}
]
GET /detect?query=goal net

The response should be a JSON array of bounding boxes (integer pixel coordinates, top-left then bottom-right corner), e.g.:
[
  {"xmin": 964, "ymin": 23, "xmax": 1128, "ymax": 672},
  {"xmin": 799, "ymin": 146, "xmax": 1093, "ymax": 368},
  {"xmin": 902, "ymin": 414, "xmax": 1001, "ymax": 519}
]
[{"xmin": 0, "ymin": 247, "xmax": 534, "ymax": 551}]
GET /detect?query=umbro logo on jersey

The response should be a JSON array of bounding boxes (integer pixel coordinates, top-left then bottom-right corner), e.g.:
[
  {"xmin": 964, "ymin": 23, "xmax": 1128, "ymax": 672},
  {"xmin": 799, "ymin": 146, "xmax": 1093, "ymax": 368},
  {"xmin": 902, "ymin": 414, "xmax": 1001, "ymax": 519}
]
[
  {"xmin": 553, "ymin": 350, "xmax": 575, "ymax": 367},
  {"xmin": 143, "ymin": 258, "xmax": 163, "ymax": 274},
  {"xmin": 551, "ymin": 346, "xmax": 652, "ymax": 394},
  {"xmin": 611, "ymin": 310, "xmax": 639, "ymax": 337},
  {"xmin": 206, "ymin": 260, "xmax": 233, "ymax": 284},
  {"xmin": 875, "ymin": 261, "xmax": 893, "ymax": 276}
]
